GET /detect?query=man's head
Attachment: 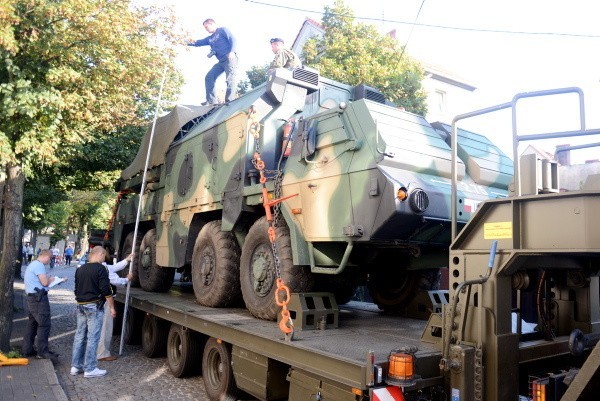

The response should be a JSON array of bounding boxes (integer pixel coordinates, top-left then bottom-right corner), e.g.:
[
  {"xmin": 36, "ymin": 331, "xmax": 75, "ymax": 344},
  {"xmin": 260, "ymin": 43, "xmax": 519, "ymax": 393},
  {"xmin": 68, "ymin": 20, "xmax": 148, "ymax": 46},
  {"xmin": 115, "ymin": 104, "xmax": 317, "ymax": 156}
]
[
  {"xmin": 270, "ymin": 38, "xmax": 284, "ymax": 53},
  {"xmin": 37, "ymin": 249, "xmax": 52, "ymax": 264},
  {"xmin": 88, "ymin": 246, "xmax": 107, "ymax": 264},
  {"xmin": 203, "ymin": 18, "xmax": 217, "ymax": 33}
]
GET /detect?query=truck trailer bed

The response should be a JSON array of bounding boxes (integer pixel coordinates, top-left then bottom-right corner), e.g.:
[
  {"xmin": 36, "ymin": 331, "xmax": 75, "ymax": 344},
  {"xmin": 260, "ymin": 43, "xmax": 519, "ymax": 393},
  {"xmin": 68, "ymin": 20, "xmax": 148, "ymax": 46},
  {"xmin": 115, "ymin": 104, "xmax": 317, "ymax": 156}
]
[{"xmin": 116, "ymin": 285, "xmax": 442, "ymax": 389}]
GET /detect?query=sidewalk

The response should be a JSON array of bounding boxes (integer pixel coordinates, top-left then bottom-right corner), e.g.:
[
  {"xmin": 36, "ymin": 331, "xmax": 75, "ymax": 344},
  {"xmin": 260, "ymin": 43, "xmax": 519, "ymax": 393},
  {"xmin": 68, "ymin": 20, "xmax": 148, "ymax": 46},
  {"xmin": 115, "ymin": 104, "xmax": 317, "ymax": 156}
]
[
  {"xmin": 0, "ymin": 358, "xmax": 67, "ymax": 401},
  {"xmin": 3, "ymin": 285, "xmax": 68, "ymax": 401}
]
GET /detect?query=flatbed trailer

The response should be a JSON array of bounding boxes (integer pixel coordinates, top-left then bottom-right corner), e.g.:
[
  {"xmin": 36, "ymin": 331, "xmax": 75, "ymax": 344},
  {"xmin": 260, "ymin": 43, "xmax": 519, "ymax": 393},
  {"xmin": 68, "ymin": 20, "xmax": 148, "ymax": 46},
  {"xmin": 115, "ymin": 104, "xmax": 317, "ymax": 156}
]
[
  {"xmin": 115, "ymin": 285, "xmax": 444, "ymax": 401},
  {"xmin": 110, "ymin": 87, "xmax": 600, "ymax": 401}
]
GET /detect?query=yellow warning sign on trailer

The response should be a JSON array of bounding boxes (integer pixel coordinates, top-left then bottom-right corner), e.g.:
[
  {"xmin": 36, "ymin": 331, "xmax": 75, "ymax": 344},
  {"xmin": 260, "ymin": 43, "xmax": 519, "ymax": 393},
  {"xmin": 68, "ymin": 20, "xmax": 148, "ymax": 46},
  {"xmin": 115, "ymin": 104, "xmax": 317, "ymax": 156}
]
[{"xmin": 484, "ymin": 222, "xmax": 512, "ymax": 239}]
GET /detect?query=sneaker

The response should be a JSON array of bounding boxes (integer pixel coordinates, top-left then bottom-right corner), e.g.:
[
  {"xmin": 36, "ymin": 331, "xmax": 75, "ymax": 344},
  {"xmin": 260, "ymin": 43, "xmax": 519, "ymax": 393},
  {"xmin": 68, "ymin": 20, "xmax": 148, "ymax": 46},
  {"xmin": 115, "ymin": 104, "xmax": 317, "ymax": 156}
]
[
  {"xmin": 84, "ymin": 368, "xmax": 107, "ymax": 378},
  {"xmin": 70, "ymin": 367, "xmax": 83, "ymax": 376}
]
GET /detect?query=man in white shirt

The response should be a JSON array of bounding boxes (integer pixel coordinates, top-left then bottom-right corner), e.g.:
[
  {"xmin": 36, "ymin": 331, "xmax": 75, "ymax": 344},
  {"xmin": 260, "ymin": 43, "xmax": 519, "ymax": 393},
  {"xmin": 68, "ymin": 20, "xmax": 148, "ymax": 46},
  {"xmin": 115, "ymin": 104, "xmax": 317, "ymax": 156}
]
[
  {"xmin": 97, "ymin": 253, "xmax": 134, "ymax": 361},
  {"xmin": 51, "ymin": 246, "xmax": 60, "ymax": 268}
]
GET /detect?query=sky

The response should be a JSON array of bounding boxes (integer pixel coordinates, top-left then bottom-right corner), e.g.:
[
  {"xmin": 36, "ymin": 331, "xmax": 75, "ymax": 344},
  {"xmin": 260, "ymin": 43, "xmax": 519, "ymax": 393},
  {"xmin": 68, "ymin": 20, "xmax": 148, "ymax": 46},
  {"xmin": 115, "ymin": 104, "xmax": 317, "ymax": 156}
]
[{"xmin": 140, "ymin": 0, "xmax": 600, "ymax": 163}]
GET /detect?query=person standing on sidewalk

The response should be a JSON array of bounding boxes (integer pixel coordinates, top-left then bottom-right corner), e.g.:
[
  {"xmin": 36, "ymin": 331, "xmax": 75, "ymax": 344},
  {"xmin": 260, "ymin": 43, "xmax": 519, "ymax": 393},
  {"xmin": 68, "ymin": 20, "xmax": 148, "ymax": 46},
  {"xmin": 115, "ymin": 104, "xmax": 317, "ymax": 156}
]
[
  {"xmin": 71, "ymin": 246, "xmax": 116, "ymax": 378},
  {"xmin": 97, "ymin": 252, "xmax": 134, "ymax": 362},
  {"xmin": 27, "ymin": 244, "xmax": 34, "ymax": 263},
  {"xmin": 64, "ymin": 245, "xmax": 74, "ymax": 266},
  {"xmin": 22, "ymin": 249, "xmax": 59, "ymax": 361},
  {"xmin": 51, "ymin": 245, "xmax": 60, "ymax": 269}
]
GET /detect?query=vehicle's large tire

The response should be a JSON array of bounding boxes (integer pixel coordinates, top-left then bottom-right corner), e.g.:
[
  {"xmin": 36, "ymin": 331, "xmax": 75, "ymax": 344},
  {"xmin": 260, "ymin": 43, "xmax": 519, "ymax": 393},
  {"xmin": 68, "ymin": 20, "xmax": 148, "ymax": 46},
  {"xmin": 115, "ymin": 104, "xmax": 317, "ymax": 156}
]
[
  {"xmin": 167, "ymin": 324, "xmax": 204, "ymax": 378},
  {"xmin": 142, "ymin": 314, "xmax": 169, "ymax": 358},
  {"xmin": 202, "ymin": 338, "xmax": 239, "ymax": 401},
  {"xmin": 369, "ymin": 269, "xmax": 441, "ymax": 312},
  {"xmin": 121, "ymin": 232, "xmax": 141, "ymax": 287},
  {"xmin": 192, "ymin": 221, "xmax": 241, "ymax": 307},
  {"xmin": 314, "ymin": 274, "xmax": 359, "ymax": 305},
  {"xmin": 123, "ymin": 306, "xmax": 142, "ymax": 345},
  {"xmin": 240, "ymin": 217, "xmax": 314, "ymax": 320},
  {"xmin": 139, "ymin": 229, "xmax": 175, "ymax": 292}
]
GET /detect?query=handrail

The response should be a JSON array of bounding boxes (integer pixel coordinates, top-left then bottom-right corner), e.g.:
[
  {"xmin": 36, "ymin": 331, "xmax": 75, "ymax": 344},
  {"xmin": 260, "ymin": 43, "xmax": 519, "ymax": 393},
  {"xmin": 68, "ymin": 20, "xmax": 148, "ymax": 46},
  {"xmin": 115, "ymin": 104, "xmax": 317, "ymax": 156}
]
[{"xmin": 450, "ymin": 87, "xmax": 600, "ymax": 240}]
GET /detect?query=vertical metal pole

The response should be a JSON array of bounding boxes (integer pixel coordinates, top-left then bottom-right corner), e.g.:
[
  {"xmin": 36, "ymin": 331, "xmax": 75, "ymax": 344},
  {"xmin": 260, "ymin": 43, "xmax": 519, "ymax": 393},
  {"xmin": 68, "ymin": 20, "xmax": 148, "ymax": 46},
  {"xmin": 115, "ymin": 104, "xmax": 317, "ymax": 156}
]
[{"xmin": 119, "ymin": 65, "xmax": 168, "ymax": 355}]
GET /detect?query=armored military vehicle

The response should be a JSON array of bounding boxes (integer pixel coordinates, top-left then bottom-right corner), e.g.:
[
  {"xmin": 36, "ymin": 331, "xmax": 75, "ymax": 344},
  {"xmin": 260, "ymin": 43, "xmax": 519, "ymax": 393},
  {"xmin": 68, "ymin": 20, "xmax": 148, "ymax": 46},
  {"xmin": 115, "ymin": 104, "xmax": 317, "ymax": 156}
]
[{"xmin": 112, "ymin": 68, "xmax": 511, "ymax": 320}]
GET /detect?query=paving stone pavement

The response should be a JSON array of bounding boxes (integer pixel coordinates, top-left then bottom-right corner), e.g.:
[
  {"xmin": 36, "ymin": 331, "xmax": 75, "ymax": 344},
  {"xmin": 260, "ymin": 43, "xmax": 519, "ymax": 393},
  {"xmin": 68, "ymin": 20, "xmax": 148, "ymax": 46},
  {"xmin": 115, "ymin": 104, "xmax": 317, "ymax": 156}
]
[{"xmin": 11, "ymin": 261, "xmax": 211, "ymax": 401}]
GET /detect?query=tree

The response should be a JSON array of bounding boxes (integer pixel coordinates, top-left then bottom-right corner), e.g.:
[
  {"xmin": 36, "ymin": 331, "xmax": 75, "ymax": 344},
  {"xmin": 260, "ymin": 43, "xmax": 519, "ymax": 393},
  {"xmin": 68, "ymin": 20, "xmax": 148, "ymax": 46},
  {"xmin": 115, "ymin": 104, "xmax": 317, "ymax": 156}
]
[
  {"xmin": 304, "ymin": 0, "xmax": 427, "ymax": 114},
  {"xmin": 238, "ymin": 64, "xmax": 269, "ymax": 95},
  {"xmin": 0, "ymin": 0, "xmax": 185, "ymax": 352}
]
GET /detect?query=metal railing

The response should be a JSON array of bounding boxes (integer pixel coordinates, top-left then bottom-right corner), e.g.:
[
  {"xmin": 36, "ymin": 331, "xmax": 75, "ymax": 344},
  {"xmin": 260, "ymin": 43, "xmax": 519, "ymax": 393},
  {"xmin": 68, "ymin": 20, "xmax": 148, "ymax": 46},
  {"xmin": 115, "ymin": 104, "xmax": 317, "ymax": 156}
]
[{"xmin": 450, "ymin": 87, "xmax": 600, "ymax": 240}]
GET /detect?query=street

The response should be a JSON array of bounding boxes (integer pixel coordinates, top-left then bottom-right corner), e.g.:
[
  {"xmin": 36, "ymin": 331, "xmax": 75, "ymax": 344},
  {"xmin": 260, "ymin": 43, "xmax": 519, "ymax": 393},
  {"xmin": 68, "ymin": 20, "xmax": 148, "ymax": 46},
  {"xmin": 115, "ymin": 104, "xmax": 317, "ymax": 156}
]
[{"xmin": 11, "ymin": 261, "xmax": 211, "ymax": 401}]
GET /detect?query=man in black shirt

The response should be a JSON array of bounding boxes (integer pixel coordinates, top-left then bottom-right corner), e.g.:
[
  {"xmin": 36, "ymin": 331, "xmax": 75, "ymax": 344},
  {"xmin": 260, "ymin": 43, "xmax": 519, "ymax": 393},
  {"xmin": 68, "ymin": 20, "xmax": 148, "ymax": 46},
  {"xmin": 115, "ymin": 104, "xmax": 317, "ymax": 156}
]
[{"xmin": 70, "ymin": 246, "xmax": 116, "ymax": 378}]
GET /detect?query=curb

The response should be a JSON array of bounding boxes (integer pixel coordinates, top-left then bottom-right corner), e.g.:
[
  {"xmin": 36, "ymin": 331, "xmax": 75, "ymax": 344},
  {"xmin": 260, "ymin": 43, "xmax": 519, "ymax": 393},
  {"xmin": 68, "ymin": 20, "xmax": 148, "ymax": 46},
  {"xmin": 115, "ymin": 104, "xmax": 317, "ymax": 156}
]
[{"xmin": 41, "ymin": 359, "xmax": 69, "ymax": 401}]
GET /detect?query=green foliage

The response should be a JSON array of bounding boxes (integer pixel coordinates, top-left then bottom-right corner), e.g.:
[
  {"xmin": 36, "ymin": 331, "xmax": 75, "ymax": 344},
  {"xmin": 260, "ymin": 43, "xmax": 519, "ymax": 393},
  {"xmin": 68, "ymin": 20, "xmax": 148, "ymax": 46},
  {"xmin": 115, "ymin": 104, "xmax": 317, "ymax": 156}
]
[
  {"xmin": 6, "ymin": 349, "xmax": 21, "ymax": 358},
  {"xmin": 70, "ymin": 190, "xmax": 114, "ymax": 230},
  {"xmin": 58, "ymin": 124, "xmax": 146, "ymax": 190},
  {"xmin": 238, "ymin": 64, "xmax": 269, "ymax": 94},
  {"xmin": 0, "ymin": 0, "xmax": 185, "ymax": 170},
  {"xmin": 22, "ymin": 172, "xmax": 68, "ymax": 231},
  {"xmin": 1, "ymin": 0, "xmax": 186, "ymax": 240},
  {"xmin": 302, "ymin": 0, "xmax": 427, "ymax": 115}
]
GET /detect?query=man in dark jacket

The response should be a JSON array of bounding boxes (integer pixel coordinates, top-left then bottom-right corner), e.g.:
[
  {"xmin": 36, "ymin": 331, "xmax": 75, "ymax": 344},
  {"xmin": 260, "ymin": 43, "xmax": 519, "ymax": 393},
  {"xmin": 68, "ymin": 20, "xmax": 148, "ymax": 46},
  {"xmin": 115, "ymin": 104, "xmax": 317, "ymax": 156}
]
[
  {"xmin": 70, "ymin": 246, "xmax": 116, "ymax": 378},
  {"xmin": 189, "ymin": 18, "xmax": 238, "ymax": 105}
]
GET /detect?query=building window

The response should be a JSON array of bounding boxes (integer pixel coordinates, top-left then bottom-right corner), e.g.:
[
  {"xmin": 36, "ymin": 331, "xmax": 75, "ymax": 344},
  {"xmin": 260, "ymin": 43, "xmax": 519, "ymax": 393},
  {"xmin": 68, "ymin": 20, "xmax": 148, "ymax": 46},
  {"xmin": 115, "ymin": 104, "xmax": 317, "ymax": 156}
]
[{"xmin": 435, "ymin": 90, "xmax": 446, "ymax": 113}]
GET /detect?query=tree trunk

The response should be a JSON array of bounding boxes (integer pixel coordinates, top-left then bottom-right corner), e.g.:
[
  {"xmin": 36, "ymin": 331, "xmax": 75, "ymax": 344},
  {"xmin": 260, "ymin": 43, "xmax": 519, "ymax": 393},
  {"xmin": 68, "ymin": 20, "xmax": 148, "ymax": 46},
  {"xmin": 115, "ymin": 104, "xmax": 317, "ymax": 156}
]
[
  {"xmin": 78, "ymin": 223, "xmax": 88, "ymax": 258},
  {"xmin": 0, "ymin": 163, "xmax": 25, "ymax": 352},
  {"xmin": 0, "ymin": 166, "xmax": 4, "ymax": 252}
]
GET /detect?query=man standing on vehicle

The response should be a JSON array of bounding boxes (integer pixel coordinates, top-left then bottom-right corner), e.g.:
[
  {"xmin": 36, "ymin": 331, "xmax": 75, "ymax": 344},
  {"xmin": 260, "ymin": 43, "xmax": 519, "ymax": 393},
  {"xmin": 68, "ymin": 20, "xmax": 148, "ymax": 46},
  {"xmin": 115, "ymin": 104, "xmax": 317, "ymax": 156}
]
[
  {"xmin": 22, "ymin": 249, "xmax": 59, "ymax": 361},
  {"xmin": 188, "ymin": 18, "xmax": 238, "ymax": 105},
  {"xmin": 71, "ymin": 246, "xmax": 115, "ymax": 378},
  {"xmin": 268, "ymin": 38, "xmax": 300, "ymax": 70}
]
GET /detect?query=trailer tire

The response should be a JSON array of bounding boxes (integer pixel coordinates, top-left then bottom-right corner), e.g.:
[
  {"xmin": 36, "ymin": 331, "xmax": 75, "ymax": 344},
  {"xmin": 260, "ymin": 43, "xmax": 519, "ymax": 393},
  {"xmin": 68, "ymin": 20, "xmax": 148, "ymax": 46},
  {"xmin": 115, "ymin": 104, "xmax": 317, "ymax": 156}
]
[
  {"xmin": 369, "ymin": 269, "xmax": 440, "ymax": 312},
  {"xmin": 142, "ymin": 314, "xmax": 169, "ymax": 358},
  {"xmin": 314, "ymin": 268, "xmax": 361, "ymax": 305},
  {"xmin": 202, "ymin": 338, "xmax": 239, "ymax": 401},
  {"xmin": 167, "ymin": 324, "xmax": 203, "ymax": 378},
  {"xmin": 123, "ymin": 306, "xmax": 142, "ymax": 345},
  {"xmin": 240, "ymin": 217, "xmax": 314, "ymax": 320},
  {"xmin": 121, "ymin": 232, "xmax": 141, "ymax": 287},
  {"xmin": 139, "ymin": 229, "xmax": 175, "ymax": 292},
  {"xmin": 192, "ymin": 221, "xmax": 241, "ymax": 307}
]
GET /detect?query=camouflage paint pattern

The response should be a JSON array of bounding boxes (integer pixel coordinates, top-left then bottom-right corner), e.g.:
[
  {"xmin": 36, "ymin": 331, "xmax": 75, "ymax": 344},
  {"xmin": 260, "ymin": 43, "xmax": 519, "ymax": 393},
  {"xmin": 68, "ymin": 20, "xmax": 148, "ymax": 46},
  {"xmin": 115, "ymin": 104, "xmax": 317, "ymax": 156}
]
[{"xmin": 113, "ymin": 68, "xmax": 511, "ymax": 276}]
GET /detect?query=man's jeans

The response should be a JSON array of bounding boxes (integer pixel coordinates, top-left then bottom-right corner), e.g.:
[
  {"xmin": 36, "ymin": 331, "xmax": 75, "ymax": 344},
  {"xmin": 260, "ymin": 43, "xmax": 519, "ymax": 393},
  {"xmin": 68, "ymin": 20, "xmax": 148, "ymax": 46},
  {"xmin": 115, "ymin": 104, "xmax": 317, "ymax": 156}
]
[
  {"xmin": 71, "ymin": 304, "xmax": 104, "ymax": 372},
  {"xmin": 205, "ymin": 54, "xmax": 238, "ymax": 104}
]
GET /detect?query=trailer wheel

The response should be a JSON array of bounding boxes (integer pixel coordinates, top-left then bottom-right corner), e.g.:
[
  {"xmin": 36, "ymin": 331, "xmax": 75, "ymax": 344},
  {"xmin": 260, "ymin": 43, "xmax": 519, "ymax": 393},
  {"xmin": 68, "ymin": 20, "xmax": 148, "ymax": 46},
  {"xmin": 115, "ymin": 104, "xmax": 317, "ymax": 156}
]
[
  {"xmin": 314, "ymin": 267, "xmax": 361, "ymax": 305},
  {"xmin": 202, "ymin": 338, "xmax": 239, "ymax": 401},
  {"xmin": 240, "ymin": 217, "xmax": 314, "ymax": 320},
  {"xmin": 121, "ymin": 232, "xmax": 141, "ymax": 287},
  {"xmin": 192, "ymin": 221, "xmax": 241, "ymax": 307},
  {"xmin": 369, "ymin": 269, "xmax": 440, "ymax": 312},
  {"xmin": 167, "ymin": 324, "xmax": 203, "ymax": 378},
  {"xmin": 123, "ymin": 306, "xmax": 142, "ymax": 345},
  {"xmin": 142, "ymin": 314, "xmax": 169, "ymax": 358},
  {"xmin": 139, "ymin": 229, "xmax": 175, "ymax": 292}
]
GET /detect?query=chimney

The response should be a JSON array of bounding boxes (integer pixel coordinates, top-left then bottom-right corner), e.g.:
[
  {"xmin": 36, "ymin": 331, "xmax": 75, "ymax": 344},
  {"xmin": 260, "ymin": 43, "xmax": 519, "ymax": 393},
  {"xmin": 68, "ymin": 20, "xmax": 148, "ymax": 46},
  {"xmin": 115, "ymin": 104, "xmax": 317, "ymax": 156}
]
[{"xmin": 555, "ymin": 144, "xmax": 570, "ymax": 166}]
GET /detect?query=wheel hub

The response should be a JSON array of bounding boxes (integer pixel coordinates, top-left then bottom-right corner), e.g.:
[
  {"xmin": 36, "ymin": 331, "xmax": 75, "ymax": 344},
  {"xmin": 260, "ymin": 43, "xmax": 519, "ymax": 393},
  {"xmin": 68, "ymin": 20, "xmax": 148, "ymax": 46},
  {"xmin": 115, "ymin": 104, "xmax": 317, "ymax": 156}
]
[
  {"xmin": 251, "ymin": 247, "xmax": 274, "ymax": 296},
  {"xmin": 141, "ymin": 247, "xmax": 152, "ymax": 269},
  {"xmin": 200, "ymin": 251, "xmax": 215, "ymax": 285}
]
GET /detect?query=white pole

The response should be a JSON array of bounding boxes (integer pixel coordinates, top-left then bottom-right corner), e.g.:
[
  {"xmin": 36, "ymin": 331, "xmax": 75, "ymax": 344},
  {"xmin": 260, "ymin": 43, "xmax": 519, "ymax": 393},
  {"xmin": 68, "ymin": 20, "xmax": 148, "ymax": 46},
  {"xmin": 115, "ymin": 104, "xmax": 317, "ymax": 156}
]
[{"xmin": 119, "ymin": 64, "xmax": 168, "ymax": 355}]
